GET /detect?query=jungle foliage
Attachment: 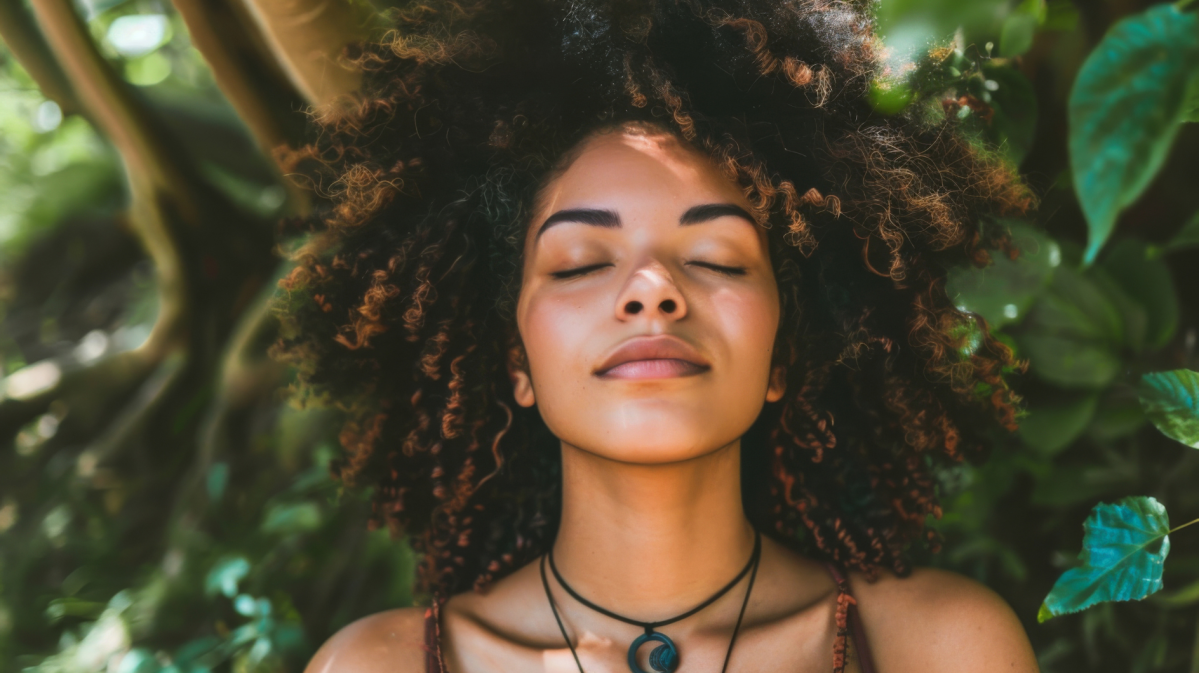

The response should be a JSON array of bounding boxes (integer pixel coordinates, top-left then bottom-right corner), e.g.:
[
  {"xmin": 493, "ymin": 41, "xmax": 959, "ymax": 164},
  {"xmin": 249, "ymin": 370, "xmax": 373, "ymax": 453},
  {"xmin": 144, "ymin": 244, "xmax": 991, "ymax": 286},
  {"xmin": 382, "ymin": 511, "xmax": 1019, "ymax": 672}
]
[{"xmin": 0, "ymin": 0, "xmax": 1197, "ymax": 671}]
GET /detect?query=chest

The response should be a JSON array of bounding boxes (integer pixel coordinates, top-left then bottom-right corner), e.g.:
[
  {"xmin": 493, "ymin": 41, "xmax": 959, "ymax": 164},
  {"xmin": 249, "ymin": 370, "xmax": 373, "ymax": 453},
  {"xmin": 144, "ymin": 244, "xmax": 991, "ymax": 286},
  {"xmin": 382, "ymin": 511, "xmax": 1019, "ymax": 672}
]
[{"xmin": 433, "ymin": 604, "xmax": 872, "ymax": 673}]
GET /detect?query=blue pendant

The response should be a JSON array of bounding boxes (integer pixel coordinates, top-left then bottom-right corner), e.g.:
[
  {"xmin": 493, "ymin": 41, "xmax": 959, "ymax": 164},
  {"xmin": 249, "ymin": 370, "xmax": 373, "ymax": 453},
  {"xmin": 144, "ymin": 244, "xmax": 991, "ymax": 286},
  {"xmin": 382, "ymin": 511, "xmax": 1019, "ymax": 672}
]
[{"xmin": 628, "ymin": 632, "xmax": 679, "ymax": 673}]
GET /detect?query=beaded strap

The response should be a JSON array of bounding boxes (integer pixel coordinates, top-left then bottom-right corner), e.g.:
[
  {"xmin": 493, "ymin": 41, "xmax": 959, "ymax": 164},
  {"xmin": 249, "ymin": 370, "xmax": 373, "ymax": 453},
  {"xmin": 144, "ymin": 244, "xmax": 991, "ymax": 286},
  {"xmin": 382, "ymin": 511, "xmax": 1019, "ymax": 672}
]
[
  {"xmin": 424, "ymin": 601, "xmax": 446, "ymax": 673},
  {"xmin": 824, "ymin": 564, "xmax": 877, "ymax": 673}
]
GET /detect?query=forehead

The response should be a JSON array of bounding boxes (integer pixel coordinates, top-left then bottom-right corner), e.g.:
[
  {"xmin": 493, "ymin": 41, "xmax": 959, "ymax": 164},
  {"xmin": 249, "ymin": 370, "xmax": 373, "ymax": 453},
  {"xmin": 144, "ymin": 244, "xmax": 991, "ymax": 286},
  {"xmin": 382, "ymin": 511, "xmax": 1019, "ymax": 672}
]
[{"xmin": 533, "ymin": 131, "xmax": 751, "ymax": 222}]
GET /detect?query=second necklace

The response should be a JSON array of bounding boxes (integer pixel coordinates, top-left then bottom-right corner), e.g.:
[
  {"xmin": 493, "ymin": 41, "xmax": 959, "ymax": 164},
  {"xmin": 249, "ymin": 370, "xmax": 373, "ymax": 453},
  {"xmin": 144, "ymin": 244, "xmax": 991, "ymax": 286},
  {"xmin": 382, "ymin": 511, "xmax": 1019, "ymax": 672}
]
[{"xmin": 543, "ymin": 530, "xmax": 762, "ymax": 673}]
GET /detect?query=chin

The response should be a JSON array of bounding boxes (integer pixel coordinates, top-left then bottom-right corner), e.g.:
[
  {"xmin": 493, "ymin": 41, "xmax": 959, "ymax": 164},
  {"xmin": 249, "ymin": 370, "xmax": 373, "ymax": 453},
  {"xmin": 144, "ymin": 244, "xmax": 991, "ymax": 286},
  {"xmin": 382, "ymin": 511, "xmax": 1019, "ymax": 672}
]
[
  {"xmin": 588, "ymin": 440, "xmax": 719, "ymax": 465},
  {"xmin": 575, "ymin": 415, "xmax": 740, "ymax": 465},
  {"xmin": 537, "ymin": 395, "xmax": 758, "ymax": 464}
]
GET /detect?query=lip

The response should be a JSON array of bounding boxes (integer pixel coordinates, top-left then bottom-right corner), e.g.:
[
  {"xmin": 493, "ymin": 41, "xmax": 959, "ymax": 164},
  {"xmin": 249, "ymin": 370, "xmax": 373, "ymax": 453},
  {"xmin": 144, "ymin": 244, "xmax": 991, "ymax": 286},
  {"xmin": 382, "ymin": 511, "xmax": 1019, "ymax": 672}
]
[{"xmin": 595, "ymin": 335, "xmax": 711, "ymax": 379}]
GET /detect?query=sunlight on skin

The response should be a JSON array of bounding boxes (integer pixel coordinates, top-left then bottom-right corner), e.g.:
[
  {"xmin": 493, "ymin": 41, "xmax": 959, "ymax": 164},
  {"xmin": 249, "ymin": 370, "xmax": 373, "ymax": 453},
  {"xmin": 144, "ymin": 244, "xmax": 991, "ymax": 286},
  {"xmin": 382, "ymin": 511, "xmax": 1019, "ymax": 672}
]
[{"xmin": 513, "ymin": 129, "xmax": 785, "ymax": 466}]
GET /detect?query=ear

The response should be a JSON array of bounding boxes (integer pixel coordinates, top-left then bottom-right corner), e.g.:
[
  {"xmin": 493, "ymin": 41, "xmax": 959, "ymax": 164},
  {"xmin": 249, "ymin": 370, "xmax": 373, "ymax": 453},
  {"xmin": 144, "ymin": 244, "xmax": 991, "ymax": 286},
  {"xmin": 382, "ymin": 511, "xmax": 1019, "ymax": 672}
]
[
  {"xmin": 507, "ymin": 341, "xmax": 536, "ymax": 408},
  {"xmin": 765, "ymin": 364, "xmax": 787, "ymax": 403}
]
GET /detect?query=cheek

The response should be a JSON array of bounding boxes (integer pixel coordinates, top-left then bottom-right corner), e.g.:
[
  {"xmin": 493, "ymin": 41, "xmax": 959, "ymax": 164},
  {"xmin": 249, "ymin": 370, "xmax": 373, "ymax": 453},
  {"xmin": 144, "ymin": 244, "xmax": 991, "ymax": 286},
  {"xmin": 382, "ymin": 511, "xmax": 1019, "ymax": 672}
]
[
  {"xmin": 709, "ymin": 285, "xmax": 780, "ymax": 367},
  {"xmin": 518, "ymin": 289, "xmax": 598, "ymax": 380}
]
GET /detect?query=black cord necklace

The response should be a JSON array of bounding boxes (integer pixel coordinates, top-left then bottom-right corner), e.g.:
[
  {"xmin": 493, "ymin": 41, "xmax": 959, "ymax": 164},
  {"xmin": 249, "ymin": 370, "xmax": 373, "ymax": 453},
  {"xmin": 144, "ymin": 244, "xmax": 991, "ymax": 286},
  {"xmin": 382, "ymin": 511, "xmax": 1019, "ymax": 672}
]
[{"xmin": 539, "ymin": 530, "xmax": 761, "ymax": 673}]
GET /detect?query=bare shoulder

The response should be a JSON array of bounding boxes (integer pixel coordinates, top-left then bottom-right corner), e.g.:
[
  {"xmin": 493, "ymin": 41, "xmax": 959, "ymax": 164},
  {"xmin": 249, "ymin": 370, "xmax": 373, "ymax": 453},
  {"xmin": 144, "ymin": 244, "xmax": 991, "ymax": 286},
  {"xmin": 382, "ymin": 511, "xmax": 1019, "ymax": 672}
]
[
  {"xmin": 848, "ymin": 567, "xmax": 1039, "ymax": 673},
  {"xmin": 304, "ymin": 607, "xmax": 430, "ymax": 673}
]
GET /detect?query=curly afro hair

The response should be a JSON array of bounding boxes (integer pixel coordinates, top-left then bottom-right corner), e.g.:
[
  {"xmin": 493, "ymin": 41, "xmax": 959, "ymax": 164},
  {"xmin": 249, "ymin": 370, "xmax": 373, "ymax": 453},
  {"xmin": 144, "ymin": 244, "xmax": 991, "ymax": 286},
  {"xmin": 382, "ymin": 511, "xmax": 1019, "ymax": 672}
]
[{"xmin": 271, "ymin": 0, "xmax": 1033, "ymax": 607}]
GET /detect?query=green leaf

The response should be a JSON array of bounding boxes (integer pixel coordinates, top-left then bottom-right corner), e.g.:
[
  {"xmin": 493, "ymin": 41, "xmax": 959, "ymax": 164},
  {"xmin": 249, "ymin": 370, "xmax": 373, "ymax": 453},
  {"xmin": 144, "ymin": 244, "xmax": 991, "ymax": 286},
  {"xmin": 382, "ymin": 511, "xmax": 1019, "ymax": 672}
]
[
  {"xmin": 948, "ymin": 220, "xmax": 1058, "ymax": 329},
  {"xmin": 1069, "ymin": 4, "xmax": 1199, "ymax": 264},
  {"xmin": 173, "ymin": 636, "xmax": 223, "ymax": 668},
  {"xmin": 1088, "ymin": 269, "xmax": 1148, "ymax": 353},
  {"xmin": 1087, "ymin": 392, "xmax": 1147, "ymax": 441},
  {"xmin": 261, "ymin": 501, "xmax": 322, "ymax": 534},
  {"xmin": 1016, "ymin": 0, "xmax": 1048, "ymax": 23},
  {"xmin": 868, "ymin": 80, "xmax": 914, "ymax": 116},
  {"xmin": 207, "ymin": 462, "xmax": 229, "ymax": 504},
  {"xmin": 1019, "ymin": 391, "xmax": 1099, "ymax": 454},
  {"xmin": 1016, "ymin": 265, "xmax": 1123, "ymax": 388},
  {"xmin": 1165, "ymin": 211, "xmax": 1199, "ymax": 252},
  {"xmin": 1018, "ymin": 336, "xmax": 1121, "ymax": 389},
  {"xmin": 1138, "ymin": 369, "xmax": 1199, "ymax": 448},
  {"xmin": 1039, "ymin": 496, "xmax": 1170, "ymax": 621},
  {"xmin": 982, "ymin": 65, "xmax": 1039, "ymax": 166},
  {"xmin": 205, "ymin": 556, "xmax": 251, "ymax": 598},
  {"xmin": 1096, "ymin": 239, "xmax": 1179, "ymax": 351},
  {"xmin": 114, "ymin": 648, "xmax": 161, "ymax": 673},
  {"xmin": 44, "ymin": 596, "xmax": 106, "ymax": 623},
  {"xmin": 234, "ymin": 593, "xmax": 259, "ymax": 617},
  {"xmin": 1000, "ymin": 12, "xmax": 1039, "ymax": 57},
  {"xmin": 1185, "ymin": 74, "xmax": 1199, "ymax": 122},
  {"xmin": 1029, "ymin": 464, "xmax": 1134, "ymax": 507},
  {"xmin": 1043, "ymin": 0, "xmax": 1080, "ymax": 32}
]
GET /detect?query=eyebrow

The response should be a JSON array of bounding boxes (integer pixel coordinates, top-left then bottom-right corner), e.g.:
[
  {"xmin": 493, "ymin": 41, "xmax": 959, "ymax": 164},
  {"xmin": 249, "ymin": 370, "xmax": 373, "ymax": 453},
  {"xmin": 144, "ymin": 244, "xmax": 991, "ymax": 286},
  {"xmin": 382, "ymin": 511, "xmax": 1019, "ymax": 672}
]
[
  {"xmin": 679, "ymin": 203, "xmax": 756, "ymax": 226},
  {"xmin": 535, "ymin": 202, "xmax": 755, "ymax": 240}
]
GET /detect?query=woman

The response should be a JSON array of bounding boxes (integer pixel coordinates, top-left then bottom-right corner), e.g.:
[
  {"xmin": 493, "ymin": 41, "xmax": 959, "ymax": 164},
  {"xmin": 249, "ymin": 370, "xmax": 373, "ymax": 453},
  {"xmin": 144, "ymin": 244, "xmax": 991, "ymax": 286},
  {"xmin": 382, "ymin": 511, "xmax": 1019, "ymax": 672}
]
[{"xmin": 276, "ymin": 1, "xmax": 1041, "ymax": 671}]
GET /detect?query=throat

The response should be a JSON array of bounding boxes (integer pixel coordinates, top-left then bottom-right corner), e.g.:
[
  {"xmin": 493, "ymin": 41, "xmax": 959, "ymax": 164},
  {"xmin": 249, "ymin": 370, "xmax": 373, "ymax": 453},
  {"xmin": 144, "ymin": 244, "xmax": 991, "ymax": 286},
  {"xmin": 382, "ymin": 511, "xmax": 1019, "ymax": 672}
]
[{"xmin": 551, "ymin": 439, "xmax": 756, "ymax": 620}]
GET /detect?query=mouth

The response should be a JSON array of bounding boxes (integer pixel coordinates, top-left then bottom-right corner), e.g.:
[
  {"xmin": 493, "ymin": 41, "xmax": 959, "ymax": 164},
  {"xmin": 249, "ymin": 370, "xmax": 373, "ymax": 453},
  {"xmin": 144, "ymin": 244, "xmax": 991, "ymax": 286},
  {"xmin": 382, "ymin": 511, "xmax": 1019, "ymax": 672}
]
[
  {"xmin": 599, "ymin": 358, "xmax": 710, "ymax": 379},
  {"xmin": 595, "ymin": 335, "xmax": 711, "ymax": 380}
]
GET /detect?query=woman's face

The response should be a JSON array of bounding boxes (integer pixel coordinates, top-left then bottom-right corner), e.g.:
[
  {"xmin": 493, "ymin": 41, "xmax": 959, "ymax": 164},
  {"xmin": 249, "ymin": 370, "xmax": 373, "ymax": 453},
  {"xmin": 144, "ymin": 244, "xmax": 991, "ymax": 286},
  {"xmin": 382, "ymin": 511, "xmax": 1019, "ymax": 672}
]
[{"xmin": 512, "ymin": 129, "xmax": 785, "ymax": 464}]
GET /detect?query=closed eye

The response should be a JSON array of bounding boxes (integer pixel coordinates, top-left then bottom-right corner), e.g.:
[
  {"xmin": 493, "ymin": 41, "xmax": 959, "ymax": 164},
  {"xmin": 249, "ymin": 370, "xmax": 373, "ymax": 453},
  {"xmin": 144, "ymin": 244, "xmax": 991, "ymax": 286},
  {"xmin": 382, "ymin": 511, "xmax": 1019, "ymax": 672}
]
[
  {"xmin": 688, "ymin": 261, "xmax": 747, "ymax": 276},
  {"xmin": 550, "ymin": 263, "xmax": 613, "ymax": 279}
]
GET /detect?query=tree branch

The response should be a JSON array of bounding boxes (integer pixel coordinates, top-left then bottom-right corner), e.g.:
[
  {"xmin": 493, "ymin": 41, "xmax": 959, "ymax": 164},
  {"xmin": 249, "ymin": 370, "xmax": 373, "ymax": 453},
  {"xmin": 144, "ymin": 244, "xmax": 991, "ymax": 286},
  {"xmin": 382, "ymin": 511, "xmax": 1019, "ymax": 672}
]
[
  {"xmin": 236, "ymin": 0, "xmax": 380, "ymax": 107},
  {"xmin": 0, "ymin": 0, "xmax": 80, "ymax": 115},
  {"xmin": 28, "ymin": 0, "xmax": 200, "ymax": 357},
  {"xmin": 170, "ymin": 0, "xmax": 310, "ymax": 153},
  {"xmin": 172, "ymin": 275, "xmax": 287, "ymax": 516}
]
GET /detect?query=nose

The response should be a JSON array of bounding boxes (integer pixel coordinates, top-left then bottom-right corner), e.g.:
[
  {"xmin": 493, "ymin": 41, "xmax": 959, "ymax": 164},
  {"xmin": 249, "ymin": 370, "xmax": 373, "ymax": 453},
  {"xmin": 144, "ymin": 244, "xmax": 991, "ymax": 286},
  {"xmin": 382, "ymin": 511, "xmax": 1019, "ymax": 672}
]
[{"xmin": 615, "ymin": 260, "xmax": 688, "ymax": 322}]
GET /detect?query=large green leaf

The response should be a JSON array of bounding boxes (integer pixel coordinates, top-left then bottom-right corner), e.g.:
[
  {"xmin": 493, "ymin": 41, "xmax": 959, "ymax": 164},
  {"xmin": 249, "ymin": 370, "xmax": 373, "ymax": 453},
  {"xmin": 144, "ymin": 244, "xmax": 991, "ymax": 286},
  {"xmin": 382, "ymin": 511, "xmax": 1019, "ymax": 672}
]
[
  {"xmin": 1069, "ymin": 4, "xmax": 1199, "ymax": 264},
  {"xmin": 1029, "ymin": 463, "xmax": 1135, "ymax": 508},
  {"xmin": 1098, "ymin": 239, "xmax": 1179, "ymax": 352},
  {"xmin": 1138, "ymin": 370, "xmax": 1199, "ymax": 449},
  {"xmin": 1000, "ymin": 0, "xmax": 1047, "ymax": 58},
  {"xmin": 1087, "ymin": 392, "xmax": 1147, "ymax": 441},
  {"xmin": 1039, "ymin": 496, "xmax": 1171, "ymax": 621},
  {"xmin": 1042, "ymin": 0, "xmax": 1079, "ymax": 32},
  {"xmin": 1019, "ymin": 391, "xmax": 1099, "ymax": 454},
  {"xmin": 1000, "ymin": 11, "xmax": 1038, "ymax": 57},
  {"xmin": 1087, "ymin": 269, "xmax": 1148, "ymax": 354},
  {"xmin": 1016, "ymin": 265, "xmax": 1123, "ymax": 388}
]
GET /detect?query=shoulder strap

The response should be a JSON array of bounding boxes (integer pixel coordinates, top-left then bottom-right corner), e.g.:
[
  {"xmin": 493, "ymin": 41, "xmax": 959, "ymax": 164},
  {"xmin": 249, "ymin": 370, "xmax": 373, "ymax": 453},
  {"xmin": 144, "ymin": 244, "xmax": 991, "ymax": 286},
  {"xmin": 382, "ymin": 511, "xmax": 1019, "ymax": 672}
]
[
  {"xmin": 424, "ymin": 602, "xmax": 446, "ymax": 673},
  {"xmin": 823, "ymin": 564, "xmax": 878, "ymax": 673}
]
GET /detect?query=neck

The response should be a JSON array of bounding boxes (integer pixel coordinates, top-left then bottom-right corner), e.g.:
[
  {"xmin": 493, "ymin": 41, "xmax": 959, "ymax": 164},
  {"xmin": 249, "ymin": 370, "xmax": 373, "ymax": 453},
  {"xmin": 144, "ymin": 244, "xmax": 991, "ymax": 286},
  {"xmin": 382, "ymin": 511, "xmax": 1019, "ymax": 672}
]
[{"xmin": 552, "ymin": 439, "xmax": 756, "ymax": 621}]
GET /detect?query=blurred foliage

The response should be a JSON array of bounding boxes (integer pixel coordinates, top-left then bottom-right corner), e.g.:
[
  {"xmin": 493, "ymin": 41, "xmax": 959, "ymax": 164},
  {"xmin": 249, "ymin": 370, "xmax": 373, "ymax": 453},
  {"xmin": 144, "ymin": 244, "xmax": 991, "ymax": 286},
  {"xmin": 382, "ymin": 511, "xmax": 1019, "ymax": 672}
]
[{"xmin": 0, "ymin": 0, "xmax": 1197, "ymax": 672}]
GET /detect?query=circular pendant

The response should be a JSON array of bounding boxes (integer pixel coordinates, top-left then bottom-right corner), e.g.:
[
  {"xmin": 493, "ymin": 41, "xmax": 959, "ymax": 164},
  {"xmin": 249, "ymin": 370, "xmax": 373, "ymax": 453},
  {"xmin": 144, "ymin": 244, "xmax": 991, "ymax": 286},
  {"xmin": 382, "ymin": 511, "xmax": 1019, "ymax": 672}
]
[{"xmin": 627, "ymin": 632, "xmax": 679, "ymax": 673}]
